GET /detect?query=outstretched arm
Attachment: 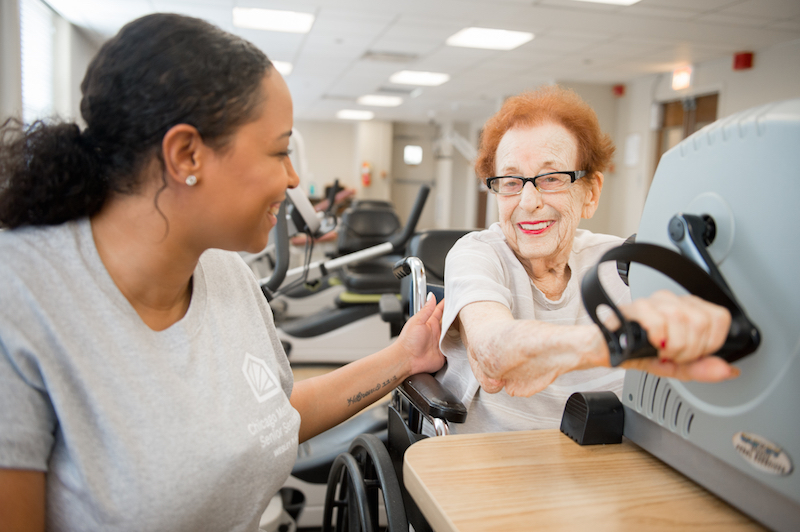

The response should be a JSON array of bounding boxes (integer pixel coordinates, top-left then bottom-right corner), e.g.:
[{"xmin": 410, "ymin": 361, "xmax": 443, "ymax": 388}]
[
  {"xmin": 458, "ymin": 290, "xmax": 737, "ymax": 397},
  {"xmin": 290, "ymin": 295, "xmax": 445, "ymax": 443},
  {"xmin": 0, "ymin": 468, "xmax": 45, "ymax": 532}
]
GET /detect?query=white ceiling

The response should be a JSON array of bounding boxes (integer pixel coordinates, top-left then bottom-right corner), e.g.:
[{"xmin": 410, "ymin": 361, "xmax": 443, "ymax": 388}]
[{"xmin": 46, "ymin": 0, "xmax": 800, "ymax": 124}]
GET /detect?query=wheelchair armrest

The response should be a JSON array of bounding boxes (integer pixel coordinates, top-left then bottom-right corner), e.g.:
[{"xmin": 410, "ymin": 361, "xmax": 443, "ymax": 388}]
[
  {"xmin": 379, "ymin": 293, "xmax": 403, "ymax": 323},
  {"xmin": 398, "ymin": 373, "xmax": 467, "ymax": 424}
]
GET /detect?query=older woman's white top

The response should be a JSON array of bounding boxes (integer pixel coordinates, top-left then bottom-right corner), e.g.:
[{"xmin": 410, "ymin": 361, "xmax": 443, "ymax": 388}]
[{"xmin": 437, "ymin": 224, "xmax": 629, "ymax": 434}]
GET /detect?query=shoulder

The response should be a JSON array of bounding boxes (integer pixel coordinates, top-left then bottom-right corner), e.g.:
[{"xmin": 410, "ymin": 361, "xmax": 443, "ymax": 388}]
[
  {"xmin": 198, "ymin": 249, "xmax": 257, "ymax": 290},
  {"xmin": 449, "ymin": 224, "xmax": 508, "ymax": 257},
  {"xmin": 571, "ymin": 229, "xmax": 625, "ymax": 258},
  {"xmin": 0, "ymin": 222, "xmax": 79, "ymax": 281}
]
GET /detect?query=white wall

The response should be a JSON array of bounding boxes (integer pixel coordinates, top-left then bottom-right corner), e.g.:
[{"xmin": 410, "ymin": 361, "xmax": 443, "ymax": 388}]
[
  {"xmin": 609, "ymin": 38, "xmax": 800, "ymax": 239},
  {"xmin": 390, "ymin": 121, "xmax": 437, "ymax": 230},
  {"xmin": 561, "ymin": 81, "xmax": 621, "ymax": 237},
  {"xmin": 292, "ymin": 120, "xmax": 357, "ymax": 199},
  {"xmin": 355, "ymin": 120, "xmax": 393, "ymax": 202}
]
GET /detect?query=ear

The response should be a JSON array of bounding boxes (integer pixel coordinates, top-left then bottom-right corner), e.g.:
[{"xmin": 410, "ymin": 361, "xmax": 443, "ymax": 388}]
[
  {"xmin": 580, "ymin": 172, "xmax": 604, "ymax": 219},
  {"xmin": 162, "ymin": 124, "xmax": 204, "ymax": 186}
]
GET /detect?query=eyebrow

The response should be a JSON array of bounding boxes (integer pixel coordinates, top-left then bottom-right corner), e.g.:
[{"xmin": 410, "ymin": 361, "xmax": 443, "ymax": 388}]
[
  {"xmin": 278, "ymin": 130, "xmax": 293, "ymax": 139},
  {"xmin": 500, "ymin": 161, "xmax": 561, "ymax": 175}
]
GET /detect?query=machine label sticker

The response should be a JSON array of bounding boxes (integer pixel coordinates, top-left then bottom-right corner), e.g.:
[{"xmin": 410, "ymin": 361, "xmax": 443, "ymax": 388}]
[
  {"xmin": 732, "ymin": 432, "xmax": 793, "ymax": 476},
  {"xmin": 242, "ymin": 352, "xmax": 281, "ymax": 403}
]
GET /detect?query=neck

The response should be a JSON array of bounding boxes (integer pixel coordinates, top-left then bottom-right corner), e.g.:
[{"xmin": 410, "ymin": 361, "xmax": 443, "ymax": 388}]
[
  {"xmin": 518, "ymin": 239, "xmax": 574, "ymax": 300},
  {"xmin": 91, "ymin": 189, "xmax": 202, "ymax": 331}
]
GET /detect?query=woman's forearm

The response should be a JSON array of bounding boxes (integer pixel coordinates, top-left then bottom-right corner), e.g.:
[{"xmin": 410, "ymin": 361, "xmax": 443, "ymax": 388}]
[
  {"xmin": 289, "ymin": 342, "xmax": 412, "ymax": 443},
  {"xmin": 290, "ymin": 295, "xmax": 444, "ymax": 442},
  {"xmin": 458, "ymin": 301, "xmax": 608, "ymax": 396}
]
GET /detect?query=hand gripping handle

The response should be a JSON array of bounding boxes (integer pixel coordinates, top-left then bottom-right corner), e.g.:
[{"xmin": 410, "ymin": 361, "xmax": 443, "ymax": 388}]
[{"xmin": 581, "ymin": 242, "xmax": 760, "ymax": 367}]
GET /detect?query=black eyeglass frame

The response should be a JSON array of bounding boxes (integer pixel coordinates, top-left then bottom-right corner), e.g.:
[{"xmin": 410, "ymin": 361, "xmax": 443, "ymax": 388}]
[{"xmin": 485, "ymin": 171, "xmax": 587, "ymax": 195}]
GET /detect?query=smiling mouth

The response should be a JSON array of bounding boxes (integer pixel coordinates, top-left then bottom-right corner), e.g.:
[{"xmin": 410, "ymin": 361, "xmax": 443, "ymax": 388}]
[{"xmin": 518, "ymin": 221, "xmax": 553, "ymax": 232}]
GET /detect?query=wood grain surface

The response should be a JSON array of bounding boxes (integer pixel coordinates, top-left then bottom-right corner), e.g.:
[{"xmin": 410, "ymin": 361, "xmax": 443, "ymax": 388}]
[{"xmin": 404, "ymin": 429, "xmax": 764, "ymax": 532}]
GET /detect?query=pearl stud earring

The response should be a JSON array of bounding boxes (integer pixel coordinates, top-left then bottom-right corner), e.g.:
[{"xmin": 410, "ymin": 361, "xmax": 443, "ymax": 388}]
[{"xmin": 185, "ymin": 175, "xmax": 197, "ymax": 186}]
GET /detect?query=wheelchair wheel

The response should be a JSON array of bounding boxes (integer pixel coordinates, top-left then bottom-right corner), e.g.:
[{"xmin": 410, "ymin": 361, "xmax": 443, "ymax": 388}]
[{"xmin": 323, "ymin": 433, "xmax": 407, "ymax": 532}]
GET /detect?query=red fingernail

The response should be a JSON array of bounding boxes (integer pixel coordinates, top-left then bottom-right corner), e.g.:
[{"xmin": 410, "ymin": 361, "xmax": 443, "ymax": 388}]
[
  {"xmin": 660, "ymin": 340, "xmax": 667, "ymax": 349},
  {"xmin": 659, "ymin": 357, "xmax": 669, "ymax": 364}
]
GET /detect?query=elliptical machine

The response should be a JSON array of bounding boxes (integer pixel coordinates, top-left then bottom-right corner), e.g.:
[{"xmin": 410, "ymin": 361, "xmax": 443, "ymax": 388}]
[{"xmin": 262, "ymin": 185, "xmax": 431, "ymax": 365}]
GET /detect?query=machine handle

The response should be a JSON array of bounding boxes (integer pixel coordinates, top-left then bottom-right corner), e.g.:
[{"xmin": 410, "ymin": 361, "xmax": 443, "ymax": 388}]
[
  {"xmin": 389, "ymin": 185, "xmax": 430, "ymax": 253},
  {"xmin": 261, "ymin": 201, "xmax": 290, "ymax": 298},
  {"xmin": 581, "ymin": 242, "xmax": 760, "ymax": 366}
]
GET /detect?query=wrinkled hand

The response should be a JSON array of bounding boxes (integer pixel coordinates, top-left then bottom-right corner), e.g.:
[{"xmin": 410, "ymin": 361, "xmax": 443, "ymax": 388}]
[
  {"xmin": 466, "ymin": 321, "xmax": 603, "ymax": 398},
  {"xmin": 396, "ymin": 294, "xmax": 446, "ymax": 376},
  {"xmin": 614, "ymin": 290, "xmax": 739, "ymax": 381}
]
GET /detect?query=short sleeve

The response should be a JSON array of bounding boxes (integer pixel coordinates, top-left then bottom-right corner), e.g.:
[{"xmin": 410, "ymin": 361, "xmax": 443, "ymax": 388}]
[
  {"xmin": 0, "ymin": 339, "xmax": 57, "ymax": 471},
  {"xmin": 440, "ymin": 234, "xmax": 512, "ymax": 356}
]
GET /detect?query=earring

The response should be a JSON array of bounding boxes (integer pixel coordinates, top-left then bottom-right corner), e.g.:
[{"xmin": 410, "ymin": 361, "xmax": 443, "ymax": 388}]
[{"xmin": 185, "ymin": 175, "xmax": 197, "ymax": 186}]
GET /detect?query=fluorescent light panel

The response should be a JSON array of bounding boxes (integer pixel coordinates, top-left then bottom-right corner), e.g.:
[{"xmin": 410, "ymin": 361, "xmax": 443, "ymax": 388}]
[
  {"xmin": 446, "ymin": 27, "xmax": 533, "ymax": 51},
  {"xmin": 271, "ymin": 61, "xmax": 293, "ymax": 76},
  {"xmin": 232, "ymin": 8, "xmax": 314, "ymax": 33},
  {"xmin": 570, "ymin": 0, "xmax": 642, "ymax": 5},
  {"xmin": 389, "ymin": 70, "xmax": 450, "ymax": 87},
  {"xmin": 357, "ymin": 95, "xmax": 403, "ymax": 107},
  {"xmin": 337, "ymin": 109, "xmax": 374, "ymax": 120}
]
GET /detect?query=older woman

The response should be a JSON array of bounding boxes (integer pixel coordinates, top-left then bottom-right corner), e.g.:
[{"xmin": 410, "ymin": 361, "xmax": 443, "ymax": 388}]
[
  {"xmin": 0, "ymin": 14, "xmax": 443, "ymax": 530},
  {"xmin": 437, "ymin": 86, "xmax": 736, "ymax": 434}
]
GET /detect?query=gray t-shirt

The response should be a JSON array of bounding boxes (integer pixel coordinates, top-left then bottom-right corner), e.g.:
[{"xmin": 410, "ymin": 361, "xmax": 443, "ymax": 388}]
[
  {"xmin": 0, "ymin": 219, "xmax": 301, "ymax": 531},
  {"xmin": 437, "ymin": 224, "xmax": 630, "ymax": 434}
]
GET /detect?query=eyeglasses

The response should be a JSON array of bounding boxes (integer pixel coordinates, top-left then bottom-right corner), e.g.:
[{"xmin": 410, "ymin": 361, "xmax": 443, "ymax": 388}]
[{"xmin": 485, "ymin": 171, "xmax": 587, "ymax": 195}]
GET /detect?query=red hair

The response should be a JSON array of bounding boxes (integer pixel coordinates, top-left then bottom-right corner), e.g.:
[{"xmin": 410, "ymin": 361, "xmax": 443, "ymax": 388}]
[{"xmin": 475, "ymin": 85, "xmax": 615, "ymax": 180}]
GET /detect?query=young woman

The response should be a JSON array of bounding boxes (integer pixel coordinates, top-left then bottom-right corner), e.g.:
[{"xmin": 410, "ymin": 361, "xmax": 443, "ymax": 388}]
[{"xmin": 0, "ymin": 14, "xmax": 444, "ymax": 531}]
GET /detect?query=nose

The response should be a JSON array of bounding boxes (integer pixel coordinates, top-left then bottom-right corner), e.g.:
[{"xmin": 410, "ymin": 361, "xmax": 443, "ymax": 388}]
[
  {"xmin": 285, "ymin": 157, "xmax": 300, "ymax": 189},
  {"xmin": 518, "ymin": 181, "xmax": 543, "ymax": 211}
]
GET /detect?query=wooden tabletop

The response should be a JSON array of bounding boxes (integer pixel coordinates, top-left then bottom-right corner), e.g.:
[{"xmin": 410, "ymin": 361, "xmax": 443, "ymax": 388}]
[{"xmin": 403, "ymin": 429, "xmax": 765, "ymax": 532}]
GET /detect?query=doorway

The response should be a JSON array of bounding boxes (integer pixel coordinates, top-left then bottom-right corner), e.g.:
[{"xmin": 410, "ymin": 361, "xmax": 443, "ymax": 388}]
[{"xmin": 654, "ymin": 93, "xmax": 718, "ymax": 169}]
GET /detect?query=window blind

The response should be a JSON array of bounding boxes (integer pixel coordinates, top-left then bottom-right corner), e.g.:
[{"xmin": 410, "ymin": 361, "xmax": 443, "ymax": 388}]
[{"xmin": 20, "ymin": 0, "xmax": 55, "ymax": 123}]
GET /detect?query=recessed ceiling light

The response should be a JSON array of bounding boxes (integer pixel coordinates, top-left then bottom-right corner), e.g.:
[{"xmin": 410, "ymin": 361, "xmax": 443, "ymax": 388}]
[
  {"xmin": 570, "ymin": 0, "xmax": 642, "ymax": 5},
  {"xmin": 357, "ymin": 95, "xmax": 403, "ymax": 107},
  {"xmin": 232, "ymin": 8, "xmax": 315, "ymax": 33},
  {"xmin": 271, "ymin": 61, "xmax": 293, "ymax": 76},
  {"xmin": 337, "ymin": 109, "xmax": 375, "ymax": 121},
  {"xmin": 446, "ymin": 27, "xmax": 534, "ymax": 51},
  {"xmin": 389, "ymin": 70, "xmax": 450, "ymax": 87}
]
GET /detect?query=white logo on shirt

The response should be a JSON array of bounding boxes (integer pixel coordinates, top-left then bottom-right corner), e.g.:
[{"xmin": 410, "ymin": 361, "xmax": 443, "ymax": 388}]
[{"xmin": 242, "ymin": 352, "xmax": 281, "ymax": 403}]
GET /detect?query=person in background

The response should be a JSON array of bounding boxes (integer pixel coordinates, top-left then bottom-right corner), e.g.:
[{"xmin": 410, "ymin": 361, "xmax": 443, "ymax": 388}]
[
  {"xmin": 0, "ymin": 14, "xmax": 444, "ymax": 531},
  {"xmin": 437, "ymin": 86, "xmax": 736, "ymax": 434}
]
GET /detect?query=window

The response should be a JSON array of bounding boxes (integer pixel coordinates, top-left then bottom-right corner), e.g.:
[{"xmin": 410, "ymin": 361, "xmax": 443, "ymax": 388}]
[
  {"xmin": 20, "ymin": 0, "xmax": 55, "ymax": 123},
  {"xmin": 404, "ymin": 145, "xmax": 423, "ymax": 165}
]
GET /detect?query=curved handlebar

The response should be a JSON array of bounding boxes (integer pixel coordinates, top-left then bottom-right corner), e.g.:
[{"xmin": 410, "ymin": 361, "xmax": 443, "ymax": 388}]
[
  {"xmin": 581, "ymin": 242, "xmax": 760, "ymax": 367},
  {"xmin": 389, "ymin": 185, "xmax": 430, "ymax": 253}
]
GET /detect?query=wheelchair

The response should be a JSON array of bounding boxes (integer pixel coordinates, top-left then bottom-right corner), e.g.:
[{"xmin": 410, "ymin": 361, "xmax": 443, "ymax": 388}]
[{"xmin": 320, "ymin": 254, "xmax": 468, "ymax": 532}]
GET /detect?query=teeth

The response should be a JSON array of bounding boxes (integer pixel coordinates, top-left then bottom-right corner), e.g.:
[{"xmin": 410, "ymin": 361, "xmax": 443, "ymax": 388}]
[
  {"xmin": 268, "ymin": 205, "xmax": 281, "ymax": 216},
  {"xmin": 520, "ymin": 221, "xmax": 551, "ymax": 230}
]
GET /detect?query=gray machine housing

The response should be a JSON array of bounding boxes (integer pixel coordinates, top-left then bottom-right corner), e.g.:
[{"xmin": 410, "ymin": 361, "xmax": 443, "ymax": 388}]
[{"xmin": 624, "ymin": 98, "xmax": 800, "ymax": 531}]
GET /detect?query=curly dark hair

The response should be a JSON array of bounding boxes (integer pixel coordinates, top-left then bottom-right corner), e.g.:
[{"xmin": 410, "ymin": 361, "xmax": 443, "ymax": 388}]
[
  {"xmin": 475, "ymin": 85, "xmax": 615, "ymax": 181},
  {"xmin": 0, "ymin": 13, "xmax": 272, "ymax": 228}
]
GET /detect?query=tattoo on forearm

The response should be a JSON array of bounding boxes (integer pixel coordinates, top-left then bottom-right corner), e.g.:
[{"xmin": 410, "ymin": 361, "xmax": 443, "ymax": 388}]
[{"xmin": 347, "ymin": 375, "xmax": 399, "ymax": 406}]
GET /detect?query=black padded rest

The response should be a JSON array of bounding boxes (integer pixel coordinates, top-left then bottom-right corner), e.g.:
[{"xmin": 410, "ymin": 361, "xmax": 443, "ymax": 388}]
[
  {"xmin": 293, "ymin": 406, "xmax": 388, "ymax": 484},
  {"xmin": 405, "ymin": 230, "xmax": 472, "ymax": 284},
  {"xmin": 280, "ymin": 303, "xmax": 379, "ymax": 338},
  {"xmin": 337, "ymin": 207, "xmax": 401, "ymax": 255},
  {"xmin": 400, "ymin": 373, "xmax": 467, "ymax": 423}
]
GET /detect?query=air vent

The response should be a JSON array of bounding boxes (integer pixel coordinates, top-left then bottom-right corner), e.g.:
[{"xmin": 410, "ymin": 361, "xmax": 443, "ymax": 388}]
[
  {"xmin": 625, "ymin": 371, "xmax": 695, "ymax": 439},
  {"xmin": 362, "ymin": 50, "xmax": 418, "ymax": 63},
  {"xmin": 321, "ymin": 94, "xmax": 355, "ymax": 102},
  {"xmin": 376, "ymin": 86, "xmax": 416, "ymax": 95}
]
